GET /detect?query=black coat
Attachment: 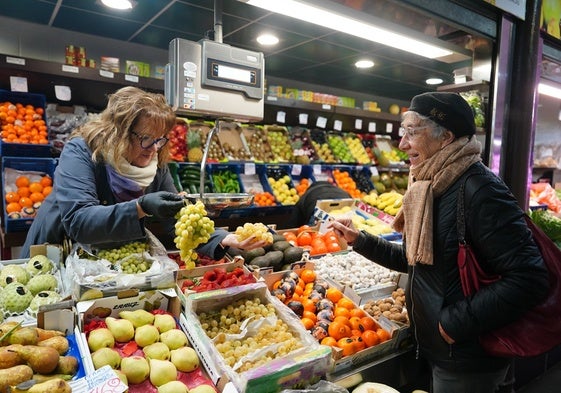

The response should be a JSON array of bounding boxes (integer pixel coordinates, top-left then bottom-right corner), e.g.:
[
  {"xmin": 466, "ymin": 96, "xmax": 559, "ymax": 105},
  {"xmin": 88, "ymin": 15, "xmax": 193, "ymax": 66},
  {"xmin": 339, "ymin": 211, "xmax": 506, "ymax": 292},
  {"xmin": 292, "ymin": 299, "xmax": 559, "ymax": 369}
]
[{"xmin": 352, "ymin": 162, "xmax": 548, "ymax": 371}]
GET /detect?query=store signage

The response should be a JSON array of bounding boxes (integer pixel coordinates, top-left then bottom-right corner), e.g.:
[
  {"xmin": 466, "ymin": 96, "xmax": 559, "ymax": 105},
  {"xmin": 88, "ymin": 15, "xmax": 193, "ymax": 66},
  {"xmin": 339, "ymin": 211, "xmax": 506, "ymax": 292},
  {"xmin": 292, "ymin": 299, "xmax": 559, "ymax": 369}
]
[
  {"xmin": 6, "ymin": 56, "xmax": 25, "ymax": 65},
  {"xmin": 483, "ymin": 0, "xmax": 526, "ymax": 20},
  {"xmin": 61, "ymin": 64, "xmax": 79, "ymax": 73}
]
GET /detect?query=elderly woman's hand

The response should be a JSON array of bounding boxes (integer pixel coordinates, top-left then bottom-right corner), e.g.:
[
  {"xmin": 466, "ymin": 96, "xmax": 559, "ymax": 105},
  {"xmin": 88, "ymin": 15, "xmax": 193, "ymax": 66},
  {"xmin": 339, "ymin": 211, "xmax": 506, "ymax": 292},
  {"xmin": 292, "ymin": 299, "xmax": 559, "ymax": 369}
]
[
  {"xmin": 221, "ymin": 233, "xmax": 269, "ymax": 250},
  {"xmin": 327, "ymin": 218, "xmax": 359, "ymax": 245}
]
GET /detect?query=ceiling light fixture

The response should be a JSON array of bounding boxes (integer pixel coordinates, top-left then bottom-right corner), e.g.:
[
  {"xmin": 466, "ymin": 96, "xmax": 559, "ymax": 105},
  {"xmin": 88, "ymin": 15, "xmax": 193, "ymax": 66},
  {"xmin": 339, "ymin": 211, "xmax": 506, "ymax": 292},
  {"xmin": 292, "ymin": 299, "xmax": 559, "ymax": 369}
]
[
  {"xmin": 238, "ymin": 0, "xmax": 471, "ymax": 63},
  {"xmin": 426, "ymin": 78, "xmax": 444, "ymax": 85},
  {"xmin": 355, "ymin": 59, "xmax": 374, "ymax": 69},
  {"xmin": 538, "ymin": 81, "xmax": 561, "ymax": 99},
  {"xmin": 100, "ymin": 0, "xmax": 135, "ymax": 10},
  {"xmin": 257, "ymin": 33, "xmax": 279, "ymax": 46}
]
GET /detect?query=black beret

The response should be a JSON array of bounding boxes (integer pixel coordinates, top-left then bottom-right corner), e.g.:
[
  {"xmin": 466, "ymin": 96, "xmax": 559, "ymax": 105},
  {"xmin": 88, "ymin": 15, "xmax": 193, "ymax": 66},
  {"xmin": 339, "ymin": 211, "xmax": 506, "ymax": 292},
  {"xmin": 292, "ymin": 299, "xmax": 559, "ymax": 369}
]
[{"xmin": 408, "ymin": 92, "xmax": 476, "ymax": 137}]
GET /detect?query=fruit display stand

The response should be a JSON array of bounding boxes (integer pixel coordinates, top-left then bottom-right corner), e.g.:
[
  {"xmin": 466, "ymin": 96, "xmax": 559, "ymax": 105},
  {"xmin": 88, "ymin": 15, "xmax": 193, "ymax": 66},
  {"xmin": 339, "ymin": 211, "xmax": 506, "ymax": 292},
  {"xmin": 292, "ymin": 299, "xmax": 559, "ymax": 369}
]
[
  {"xmin": 326, "ymin": 132, "xmax": 356, "ymax": 164},
  {"xmin": 182, "ymin": 282, "xmax": 332, "ymax": 393},
  {"xmin": 288, "ymin": 126, "xmax": 319, "ymax": 164},
  {"xmin": 309, "ymin": 129, "xmax": 337, "ymax": 163},
  {"xmin": 264, "ymin": 125, "xmax": 294, "ymax": 163},
  {"xmin": 240, "ymin": 124, "xmax": 276, "ymax": 163},
  {"xmin": 216, "ymin": 122, "xmax": 252, "ymax": 162}
]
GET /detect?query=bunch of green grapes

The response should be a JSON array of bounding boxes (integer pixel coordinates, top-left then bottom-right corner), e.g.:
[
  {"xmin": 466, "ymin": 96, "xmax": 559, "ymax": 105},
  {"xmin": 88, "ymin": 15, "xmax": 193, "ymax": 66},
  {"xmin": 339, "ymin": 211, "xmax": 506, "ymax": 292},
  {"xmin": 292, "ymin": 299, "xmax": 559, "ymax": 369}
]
[
  {"xmin": 119, "ymin": 255, "xmax": 152, "ymax": 274},
  {"xmin": 96, "ymin": 241, "xmax": 149, "ymax": 263},
  {"xmin": 234, "ymin": 223, "xmax": 273, "ymax": 244},
  {"xmin": 174, "ymin": 201, "xmax": 215, "ymax": 269}
]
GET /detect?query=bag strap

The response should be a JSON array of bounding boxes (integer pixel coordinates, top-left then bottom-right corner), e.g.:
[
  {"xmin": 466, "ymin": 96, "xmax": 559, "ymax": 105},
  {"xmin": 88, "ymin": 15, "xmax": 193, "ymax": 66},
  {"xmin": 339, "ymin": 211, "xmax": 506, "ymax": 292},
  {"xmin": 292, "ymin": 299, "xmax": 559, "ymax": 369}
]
[{"xmin": 457, "ymin": 170, "xmax": 492, "ymax": 244}]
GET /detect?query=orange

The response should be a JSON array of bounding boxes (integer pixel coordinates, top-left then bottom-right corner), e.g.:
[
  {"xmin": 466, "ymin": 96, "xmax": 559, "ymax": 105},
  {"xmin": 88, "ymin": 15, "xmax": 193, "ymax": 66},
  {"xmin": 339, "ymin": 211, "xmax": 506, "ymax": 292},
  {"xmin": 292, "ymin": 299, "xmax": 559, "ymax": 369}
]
[
  {"xmin": 15, "ymin": 176, "xmax": 30, "ymax": 188},
  {"xmin": 17, "ymin": 187, "xmax": 30, "ymax": 198},
  {"xmin": 29, "ymin": 192, "xmax": 44, "ymax": 203},
  {"xmin": 302, "ymin": 311, "xmax": 317, "ymax": 323},
  {"xmin": 6, "ymin": 202, "xmax": 21, "ymax": 213},
  {"xmin": 19, "ymin": 197, "xmax": 33, "ymax": 208},
  {"xmin": 297, "ymin": 232, "xmax": 312, "ymax": 247},
  {"xmin": 327, "ymin": 242, "xmax": 342, "ymax": 253},
  {"xmin": 333, "ymin": 315, "xmax": 351, "ymax": 327},
  {"xmin": 349, "ymin": 308, "xmax": 367, "ymax": 319},
  {"xmin": 28, "ymin": 182, "xmax": 43, "ymax": 193},
  {"xmin": 5, "ymin": 191, "xmax": 19, "ymax": 203},
  {"xmin": 42, "ymin": 186, "xmax": 53, "ymax": 196},
  {"xmin": 300, "ymin": 269, "xmax": 316, "ymax": 284},
  {"xmin": 302, "ymin": 298, "xmax": 317, "ymax": 313},
  {"xmin": 40, "ymin": 176, "xmax": 53, "ymax": 187},
  {"xmin": 326, "ymin": 287, "xmax": 343, "ymax": 303},
  {"xmin": 333, "ymin": 307, "xmax": 350, "ymax": 319},
  {"xmin": 301, "ymin": 317, "xmax": 315, "ymax": 330}
]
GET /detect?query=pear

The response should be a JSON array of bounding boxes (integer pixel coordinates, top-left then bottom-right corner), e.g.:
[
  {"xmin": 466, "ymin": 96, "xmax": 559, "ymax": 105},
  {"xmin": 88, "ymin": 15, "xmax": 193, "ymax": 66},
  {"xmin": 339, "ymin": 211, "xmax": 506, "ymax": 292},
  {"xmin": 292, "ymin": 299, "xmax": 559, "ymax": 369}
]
[
  {"xmin": 105, "ymin": 317, "xmax": 135, "ymax": 342},
  {"xmin": 143, "ymin": 342, "xmax": 171, "ymax": 360},
  {"xmin": 170, "ymin": 346, "xmax": 199, "ymax": 372},
  {"xmin": 6, "ymin": 326, "xmax": 38, "ymax": 345},
  {"xmin": 13, "ymin": 345, "xmax": 59, "ymax": 374},
  {"xmin": 135, "ymin": 324, "xmax": 160, "ymax": 348},
  {"xmin": 154, "ymin": 314, "xmax": 176, "ymax": 333},
  {"xmin": 120, "ymin": 356, "xmax": 150, "ymax": 384},
  {"xmin": 159, "ymin": 329, "xmax": 188, "ymax": 350},
  {"xmin": 55, "ymin": 355, "xmax": 79, "ymax": 375},
  {"xmin": 189, "ymin": 385, "xmax": 217, "ymax": 393},
  {"xmin": 149, "ymin": 359, "xmax": 177, "ymax": 387},
  {"xmin": 10, "ymin": 378, "xmax": 72, "ymax": 393},
  {"xmin": 158, "ymin": 380, "xmax": 189, "ymax": 393},
  {"xmin": 91, "ymin": 347, "xmax": 121, "ymax": 370},
  {"xmin": 119, "ymin": 309, "xmax": 155, "ymax": 328},
  {"xmin": 88, "ymin": 328, "xmax": 115, "ymax": 351},
  {"xmin": 37, "ymin": 335, "xmax": 69, "ymax": 355},
  {"xmin": 114, "ymin": 369, "xmax": 128, "ymax": 387}
]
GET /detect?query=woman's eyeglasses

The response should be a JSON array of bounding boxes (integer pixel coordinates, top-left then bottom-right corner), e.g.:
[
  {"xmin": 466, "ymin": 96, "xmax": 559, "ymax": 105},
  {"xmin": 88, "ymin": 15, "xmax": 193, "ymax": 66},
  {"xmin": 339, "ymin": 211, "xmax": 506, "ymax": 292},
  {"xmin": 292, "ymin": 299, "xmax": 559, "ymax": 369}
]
[
  {"xmin": 399, "ymin": 125, "xmax": 428, "ymax": 139},
  {"xmin": 131, "ymin": 131, "xmax": 169, "ymax": 150}
]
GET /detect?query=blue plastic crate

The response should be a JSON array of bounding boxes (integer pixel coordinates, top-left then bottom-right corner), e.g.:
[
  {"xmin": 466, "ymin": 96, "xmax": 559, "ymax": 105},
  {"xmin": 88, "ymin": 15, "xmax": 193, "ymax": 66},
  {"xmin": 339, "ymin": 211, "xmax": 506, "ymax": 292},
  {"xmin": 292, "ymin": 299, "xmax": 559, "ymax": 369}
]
[
  {"xmin": 2, "ymin": 156, "xmax": 57, "ymax": 232},
  {"xmin": 0, "ymin": 90, "xmax": 53, "ymax": 157}
]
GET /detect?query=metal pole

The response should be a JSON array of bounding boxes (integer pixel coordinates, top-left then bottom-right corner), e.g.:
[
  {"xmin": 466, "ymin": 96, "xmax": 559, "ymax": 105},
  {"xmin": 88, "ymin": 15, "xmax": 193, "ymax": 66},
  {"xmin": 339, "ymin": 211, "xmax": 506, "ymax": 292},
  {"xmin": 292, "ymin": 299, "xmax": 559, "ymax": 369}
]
[{"xmin": 214, "ymin": 0, "xmax": 223, "ymax": 43}]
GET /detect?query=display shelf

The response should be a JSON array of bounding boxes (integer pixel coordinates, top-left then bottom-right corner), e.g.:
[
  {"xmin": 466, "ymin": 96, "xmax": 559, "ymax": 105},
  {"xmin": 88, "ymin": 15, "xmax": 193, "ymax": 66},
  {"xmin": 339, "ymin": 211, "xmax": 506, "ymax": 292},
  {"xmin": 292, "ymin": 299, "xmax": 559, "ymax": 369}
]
[{"xmin": 437, "ymin": 80, "xmax": 490, "ymax": 93}]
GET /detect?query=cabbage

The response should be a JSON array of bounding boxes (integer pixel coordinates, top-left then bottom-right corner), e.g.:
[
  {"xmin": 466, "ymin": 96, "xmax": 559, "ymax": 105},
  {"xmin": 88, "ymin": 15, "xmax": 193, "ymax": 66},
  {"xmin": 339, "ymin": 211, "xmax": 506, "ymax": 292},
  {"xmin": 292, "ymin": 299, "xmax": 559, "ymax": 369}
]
[{"xmin": 529, "ymin": 209, "xmax": 561, "ymax": 242}]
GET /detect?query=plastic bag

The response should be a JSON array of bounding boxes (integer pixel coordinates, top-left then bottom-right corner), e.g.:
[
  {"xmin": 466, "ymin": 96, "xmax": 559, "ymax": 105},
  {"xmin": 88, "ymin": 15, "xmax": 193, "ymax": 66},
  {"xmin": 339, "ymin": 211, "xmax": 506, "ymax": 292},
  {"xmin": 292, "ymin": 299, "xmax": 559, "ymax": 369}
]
[
  {"xmin": 279, "ymin": 380, "xmax": 349, "ymax": 393},
  {"xmin": 530, "ymin": 183, "xmax": 561, "ymax": 213}
]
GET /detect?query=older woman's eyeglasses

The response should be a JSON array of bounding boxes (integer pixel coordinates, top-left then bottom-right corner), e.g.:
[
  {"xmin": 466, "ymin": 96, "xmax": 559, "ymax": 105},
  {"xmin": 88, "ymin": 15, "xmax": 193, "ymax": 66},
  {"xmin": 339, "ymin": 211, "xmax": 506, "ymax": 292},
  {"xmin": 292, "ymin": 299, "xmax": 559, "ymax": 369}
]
[
  {"xmin": 399, "ymin": 125, "xmax": 428, "ymax": 139},
  {"xmin": 131, "ymin": 131, "xmax": 169, "ymax": 150}
]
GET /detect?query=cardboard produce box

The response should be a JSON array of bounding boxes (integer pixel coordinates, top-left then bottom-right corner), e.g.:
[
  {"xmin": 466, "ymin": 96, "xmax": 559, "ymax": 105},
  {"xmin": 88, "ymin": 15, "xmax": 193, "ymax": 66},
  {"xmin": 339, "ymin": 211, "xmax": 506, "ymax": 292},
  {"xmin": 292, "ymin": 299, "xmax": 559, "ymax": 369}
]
[{"xmin": 183, "ymin": 282, "xmax": 332, "ymax": 393}]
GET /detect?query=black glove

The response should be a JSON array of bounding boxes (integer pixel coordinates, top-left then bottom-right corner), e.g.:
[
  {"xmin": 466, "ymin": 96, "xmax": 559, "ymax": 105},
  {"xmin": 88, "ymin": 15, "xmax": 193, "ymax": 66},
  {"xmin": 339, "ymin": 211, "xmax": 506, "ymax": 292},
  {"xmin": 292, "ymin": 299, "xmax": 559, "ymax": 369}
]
[{"xmin": 138, "ymin": 191, "xmax": 184, "ymax": 218}]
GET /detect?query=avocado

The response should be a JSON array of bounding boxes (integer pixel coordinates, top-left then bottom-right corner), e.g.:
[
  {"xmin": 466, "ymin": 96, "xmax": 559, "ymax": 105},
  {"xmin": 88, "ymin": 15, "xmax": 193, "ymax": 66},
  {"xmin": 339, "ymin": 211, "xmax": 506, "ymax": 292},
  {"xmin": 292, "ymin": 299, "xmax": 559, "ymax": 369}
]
[
  {"xmin": 267, "ymin": 250, "xmax": 285, "ymax": 270},
  {"xmin": 241, "ymin": 247, "xmax": 266, "ymax": 263},
  {"xmin": 272, "ymin": 234, "xmax": 286, "ymax": 243},
  {"xmin": 250, "ymin": 255, "xmax": 271, "ymax": 268},
  {"xmin": 272, "ymin": 241, "xmax": 291, "ymax": 252},
  {"xmin": 283, "ymin": 247, "xmax": 304, "ymax": 264}
]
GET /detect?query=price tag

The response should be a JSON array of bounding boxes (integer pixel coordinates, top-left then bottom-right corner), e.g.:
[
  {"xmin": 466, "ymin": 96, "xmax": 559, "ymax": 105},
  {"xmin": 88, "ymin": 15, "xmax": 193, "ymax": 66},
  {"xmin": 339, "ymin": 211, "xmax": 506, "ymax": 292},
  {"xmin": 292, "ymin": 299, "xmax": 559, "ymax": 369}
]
[
  {"xmin": 321, "ymin": 104, "xmax": 331, "ymax": 110},
  {"xmin": 316, "ymin": 116, "xmax": 327, "ymax": 128},
  {"xmin": 313, "ymin": 164, "xmax": 322, "ymax": 175},
  {"xmin": 385, "ymin": 123, "xmax": 393, "ymax": 133},
  {"xmin": 99, "ymin": 70, "xmax": 115, "ymax": 78},
  {"xmin": 125, "ymin": 74, "xmax": 139, "ymax": 83},
  {"xmin": 355, "ymin": 119, "xmax": 363, "ymax": 130},
  {"xmin": 370, "ymin": 166, "xmax": 379, "ymax": 177},
  {"xmin": 61, "ymin": 64, "xmax": 79, "ymax": 74},
  {"xmin": 276, "ymin": 111, "xmax": 286, "ymax": 124},
  {"xmin": 368, "ymin": 122, "xmax": 376, "ymax": 133},
  {"xmin": 54, "ymin": 85, "xmax": 71, "ymax": 101},
  {"xmin": 6, "ymin": 56, "xmax": 25, "ymax": 66},
  {"xmin": 333, "ymin": 120, "xmax": 342, "ymax": 131},
  {"xmin": 244, "ymin": 163, "xmax": 256, "ymax": 175},
  {"xmin": 299, "ymin": 113, "xmax": 308, "ymax": 125},
  {"xmin": 266, "ymin": 96, "xmax": 278, "ymax": 101},
  {"xmin": 10, "ymin": 77, "xmax": 28, "ymax": 92},
  {"xmin": 292, "ymin": 164, "xmax": 302, "ymax": 176}
]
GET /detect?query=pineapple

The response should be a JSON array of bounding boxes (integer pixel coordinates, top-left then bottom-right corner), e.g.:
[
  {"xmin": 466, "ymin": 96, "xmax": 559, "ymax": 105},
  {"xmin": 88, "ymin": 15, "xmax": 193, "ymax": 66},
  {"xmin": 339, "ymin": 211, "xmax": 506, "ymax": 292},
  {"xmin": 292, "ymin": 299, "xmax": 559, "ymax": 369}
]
[{"xmin": 187, "ymin": 129, "xmax": 204, "ymax": 162}]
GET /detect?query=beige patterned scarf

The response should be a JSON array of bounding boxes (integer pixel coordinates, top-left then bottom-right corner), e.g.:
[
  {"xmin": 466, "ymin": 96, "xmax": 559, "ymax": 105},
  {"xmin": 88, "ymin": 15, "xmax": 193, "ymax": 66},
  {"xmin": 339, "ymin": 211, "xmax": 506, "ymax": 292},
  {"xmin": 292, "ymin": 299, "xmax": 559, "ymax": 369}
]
[{"xmin": 392, "ymin": 136, "xmax": 482, "ymax": 265}]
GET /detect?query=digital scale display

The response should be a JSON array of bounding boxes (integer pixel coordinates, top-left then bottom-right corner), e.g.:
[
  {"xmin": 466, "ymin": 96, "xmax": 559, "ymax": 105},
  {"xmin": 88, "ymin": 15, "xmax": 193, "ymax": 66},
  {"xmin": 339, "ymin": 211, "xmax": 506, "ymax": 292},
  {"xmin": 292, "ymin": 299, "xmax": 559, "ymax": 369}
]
[{"xmin": 209, "ymin": 59, "xmax": 258, "ymax": 87}]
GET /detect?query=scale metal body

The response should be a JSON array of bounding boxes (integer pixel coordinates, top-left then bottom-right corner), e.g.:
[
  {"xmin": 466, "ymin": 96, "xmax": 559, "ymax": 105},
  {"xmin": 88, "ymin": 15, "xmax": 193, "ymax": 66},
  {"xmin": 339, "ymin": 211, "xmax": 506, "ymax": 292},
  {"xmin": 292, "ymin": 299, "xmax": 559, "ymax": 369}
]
[{"xmin": 166, "ymin": 38, "xmax": 264, "ymax": 122}]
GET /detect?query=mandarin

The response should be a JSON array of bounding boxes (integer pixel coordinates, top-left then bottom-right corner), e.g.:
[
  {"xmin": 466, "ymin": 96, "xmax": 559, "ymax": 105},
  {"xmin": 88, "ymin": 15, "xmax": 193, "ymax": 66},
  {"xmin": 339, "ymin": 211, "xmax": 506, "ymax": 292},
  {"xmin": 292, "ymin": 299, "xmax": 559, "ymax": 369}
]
[{"xmin": 15, "ymin": 176, "xmax": 30, "ymax": 188}]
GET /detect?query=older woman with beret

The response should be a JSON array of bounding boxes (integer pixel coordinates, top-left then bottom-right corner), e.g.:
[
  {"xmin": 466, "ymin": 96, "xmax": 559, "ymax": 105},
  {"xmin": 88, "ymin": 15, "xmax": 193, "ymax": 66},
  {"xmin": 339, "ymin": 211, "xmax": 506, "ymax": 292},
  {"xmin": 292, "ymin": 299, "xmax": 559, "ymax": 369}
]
[{"xmin": 330, "ymin": 92, "xmax": 548, "ymax": 393}]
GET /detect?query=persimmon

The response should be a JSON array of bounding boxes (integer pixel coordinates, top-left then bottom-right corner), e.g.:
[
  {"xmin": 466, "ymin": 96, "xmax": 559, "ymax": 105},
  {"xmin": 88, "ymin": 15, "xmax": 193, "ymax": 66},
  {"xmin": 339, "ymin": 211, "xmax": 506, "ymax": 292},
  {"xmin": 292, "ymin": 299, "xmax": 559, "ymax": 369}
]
[
  {"xmin": 301, "ymin": 317, "xmax": 315, "ymax": 330},
  {"xmin": 337, "ymin": 297, "xmax": 355, "ymax": 310},
  {"xmin": 360, "ymin": 316, "xmax": 379, "ymax": 332},
  {"xmin": 332, "ymin": 316, "xmax": 351, "ymax": 328},
  {"xmin": 362, "ymin": 330, "xmax": 380, "ymax": 347},
  {"xmin": 302, "ymin": 311, "xmax": 317, "ymax": 324},
  {"xmin": 321, "ymin": 336, "xmax": 337, "ymax": 346},
  {"xmin": 349, "ymin": 316, "xmax": 363, "ymax": 332},
  {"xmin": 376, "ymin": 328, "xmax": 391, "ymax": 342},
  {"xmin": 337, "ymin": 337, "xmax": 359, "ymax": 357},
  {"xmin": 302, "ymin": 298, "xmax": 317, "ymax": 313},
  {"xmin": 333, "ymin": 307, "xmax": 350, "ymax": 319},
  {"xmin": 349, "ymin": 308, "xmax": 367, "ymax": 319},
  {"xmin": 328, "ymin": 320, "xmax": 352, "ymax": 341}
]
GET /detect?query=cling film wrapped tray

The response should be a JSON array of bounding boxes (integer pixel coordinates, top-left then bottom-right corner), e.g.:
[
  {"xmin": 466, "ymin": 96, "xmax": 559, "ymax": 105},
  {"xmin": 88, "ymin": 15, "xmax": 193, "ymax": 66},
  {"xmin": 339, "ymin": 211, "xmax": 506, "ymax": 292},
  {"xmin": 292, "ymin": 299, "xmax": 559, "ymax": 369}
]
[{"xmin": 63, "ymin": 230, "xmax": 178, "ymax": 301}]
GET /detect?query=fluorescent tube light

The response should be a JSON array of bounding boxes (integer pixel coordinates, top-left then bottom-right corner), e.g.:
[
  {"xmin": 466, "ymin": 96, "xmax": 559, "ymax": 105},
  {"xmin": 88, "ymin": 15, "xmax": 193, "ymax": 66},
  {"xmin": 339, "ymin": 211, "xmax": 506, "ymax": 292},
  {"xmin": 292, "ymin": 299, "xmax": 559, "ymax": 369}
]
[
  {"xmin": 538, "ymin": 82, "xmax": 561, "ymax": 99},
  {"xmin": 426, "ymin": 78, "xmax": 443, "ymax": 85},
  {"xmin": 355, "ymin": 59, "xmax": 374, "ymax": 69},
  {"xmin": 100, "ymin": 0, "xmax": 135, "ymax": 10},
  {"xmin": 239, "ymin": 0, "xmax": 470, "ymax": 62}
]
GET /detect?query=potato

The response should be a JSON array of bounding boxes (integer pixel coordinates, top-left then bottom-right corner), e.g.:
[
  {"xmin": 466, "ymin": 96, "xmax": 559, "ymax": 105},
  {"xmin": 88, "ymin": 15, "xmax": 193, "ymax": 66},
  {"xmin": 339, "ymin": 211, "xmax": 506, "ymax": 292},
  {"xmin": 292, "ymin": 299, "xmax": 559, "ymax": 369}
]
[{"xmin": 0, "ymin": 364, "xmax": 33, "ymax": 391}]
